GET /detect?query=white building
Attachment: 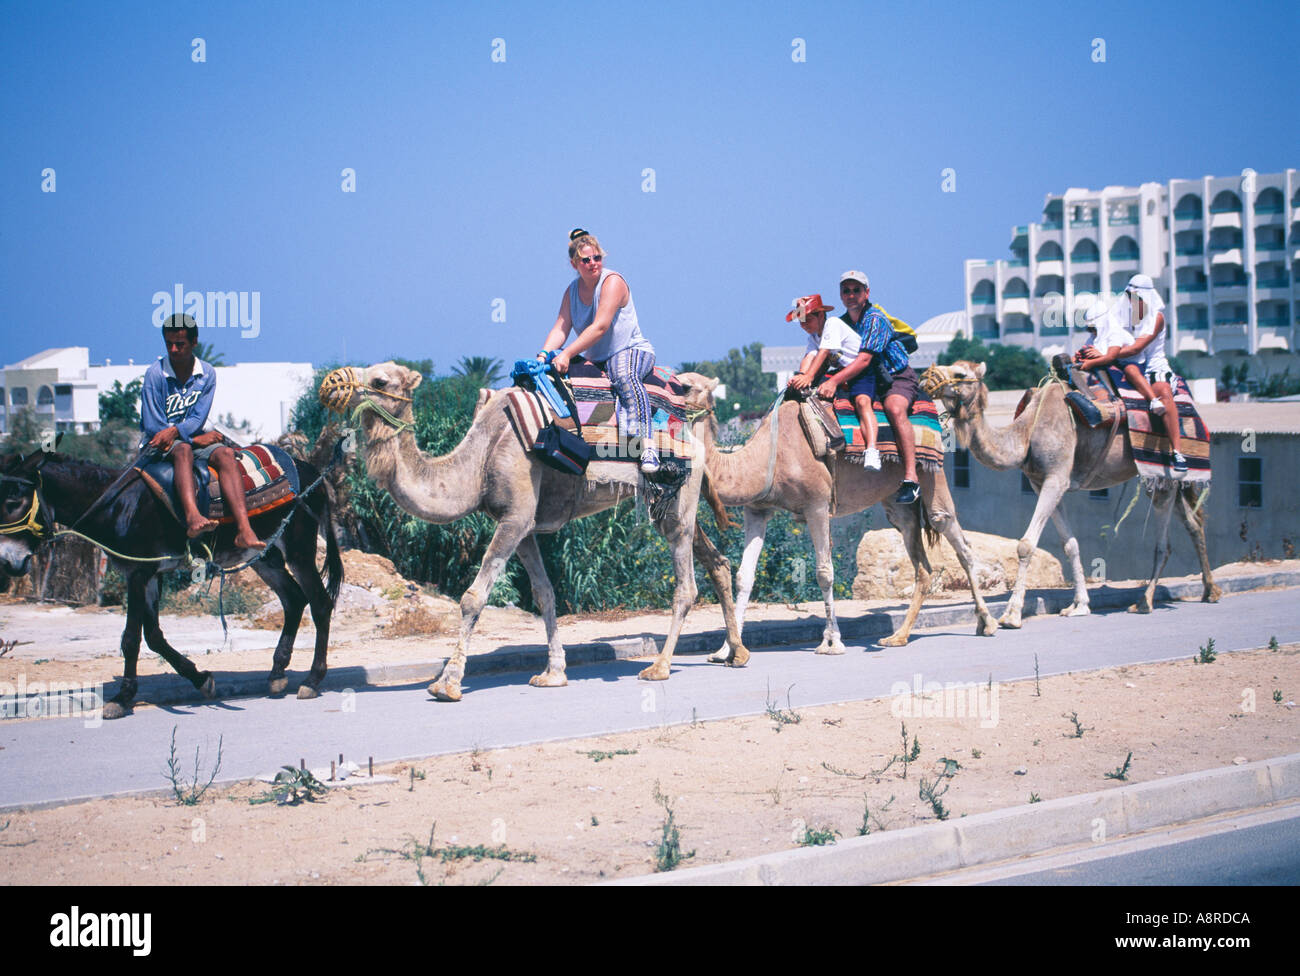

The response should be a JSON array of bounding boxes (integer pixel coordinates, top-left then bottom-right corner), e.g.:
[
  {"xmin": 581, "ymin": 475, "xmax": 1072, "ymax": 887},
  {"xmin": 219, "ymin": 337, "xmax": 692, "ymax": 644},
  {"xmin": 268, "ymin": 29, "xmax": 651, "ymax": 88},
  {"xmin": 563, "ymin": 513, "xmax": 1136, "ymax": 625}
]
[
  {"xmin": 1, "ymin": 347, "xmax": 315, "ymax": 442},
  {"xmin": 964, "ymin": 168, "xmax": 1300, "ymax": 379}
]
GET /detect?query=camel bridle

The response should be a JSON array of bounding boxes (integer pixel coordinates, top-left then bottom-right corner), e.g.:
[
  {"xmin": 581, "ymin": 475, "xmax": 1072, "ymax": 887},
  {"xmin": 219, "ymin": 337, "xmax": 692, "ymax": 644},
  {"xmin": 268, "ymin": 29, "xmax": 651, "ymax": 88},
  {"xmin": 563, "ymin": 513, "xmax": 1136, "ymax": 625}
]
[{"xmin": 319, "ymin": 367, "xmax": 415, "ymax": 435}]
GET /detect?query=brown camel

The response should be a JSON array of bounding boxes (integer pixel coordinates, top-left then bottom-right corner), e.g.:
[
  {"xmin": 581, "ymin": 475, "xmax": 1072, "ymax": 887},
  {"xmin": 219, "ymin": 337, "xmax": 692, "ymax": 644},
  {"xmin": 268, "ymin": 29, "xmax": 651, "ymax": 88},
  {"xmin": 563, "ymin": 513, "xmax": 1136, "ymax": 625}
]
[
  {"xmin": 318, "ymin": 363, "xmax": 747, "ymax": 700},
  {"xmin": 921, "ymin": 360, "xmax": 1220, "ymax": 627},
  {"xmin": 677, "ymin": 373, "xmax": 999, "ymax": 654}
]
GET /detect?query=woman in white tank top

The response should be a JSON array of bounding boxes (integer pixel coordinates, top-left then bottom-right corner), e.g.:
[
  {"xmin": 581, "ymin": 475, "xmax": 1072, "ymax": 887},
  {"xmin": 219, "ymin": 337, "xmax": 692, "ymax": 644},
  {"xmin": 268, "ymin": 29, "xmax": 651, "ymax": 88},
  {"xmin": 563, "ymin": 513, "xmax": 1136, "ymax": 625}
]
[{"xmin": 539, "ymin": 229, "xmax": 661, "ymax": 474}]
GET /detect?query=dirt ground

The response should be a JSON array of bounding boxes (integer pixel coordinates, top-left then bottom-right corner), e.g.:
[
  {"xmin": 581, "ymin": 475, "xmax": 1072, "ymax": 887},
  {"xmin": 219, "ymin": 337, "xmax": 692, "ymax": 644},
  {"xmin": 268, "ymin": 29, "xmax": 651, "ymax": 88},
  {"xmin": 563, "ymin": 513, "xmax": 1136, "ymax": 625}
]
[{"xmin": 2, "ymin": 643, "xmax": 1296, "ymax": 886}]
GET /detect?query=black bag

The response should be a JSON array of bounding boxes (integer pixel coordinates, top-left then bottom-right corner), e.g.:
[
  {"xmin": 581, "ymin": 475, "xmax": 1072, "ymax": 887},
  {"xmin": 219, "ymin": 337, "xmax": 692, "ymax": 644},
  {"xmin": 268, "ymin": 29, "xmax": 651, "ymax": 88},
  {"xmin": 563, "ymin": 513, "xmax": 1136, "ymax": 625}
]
[{"xmin": 532, "ymin": 370, "xmax": 592, "ymax": 475}]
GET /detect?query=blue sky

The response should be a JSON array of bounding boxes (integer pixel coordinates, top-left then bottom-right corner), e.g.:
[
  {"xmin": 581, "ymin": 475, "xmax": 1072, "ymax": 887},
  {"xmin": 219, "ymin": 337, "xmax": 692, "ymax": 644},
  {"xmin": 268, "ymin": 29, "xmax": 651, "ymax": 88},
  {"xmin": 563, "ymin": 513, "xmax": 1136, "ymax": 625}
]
[{"xmin": 2, "ymin": 1, "xmax": 1296, "ymax": 372}]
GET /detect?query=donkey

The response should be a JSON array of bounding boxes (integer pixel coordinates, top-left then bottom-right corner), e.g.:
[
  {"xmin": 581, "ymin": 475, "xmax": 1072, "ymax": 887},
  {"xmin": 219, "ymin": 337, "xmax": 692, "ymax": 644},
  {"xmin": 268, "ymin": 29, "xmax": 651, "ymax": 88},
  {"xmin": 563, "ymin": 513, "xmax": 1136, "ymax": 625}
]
[{"xmin": 0, "ymin": 449, "xmax": 342, "ymax": 718}]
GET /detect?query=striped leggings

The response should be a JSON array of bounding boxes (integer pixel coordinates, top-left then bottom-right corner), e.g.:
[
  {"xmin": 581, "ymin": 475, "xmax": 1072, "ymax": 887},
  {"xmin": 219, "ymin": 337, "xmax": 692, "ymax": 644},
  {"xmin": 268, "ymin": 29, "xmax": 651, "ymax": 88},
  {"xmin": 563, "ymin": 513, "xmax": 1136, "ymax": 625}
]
[{"xmin": 604, "ymin": 346, "xmax": 657, "ymax": 455}]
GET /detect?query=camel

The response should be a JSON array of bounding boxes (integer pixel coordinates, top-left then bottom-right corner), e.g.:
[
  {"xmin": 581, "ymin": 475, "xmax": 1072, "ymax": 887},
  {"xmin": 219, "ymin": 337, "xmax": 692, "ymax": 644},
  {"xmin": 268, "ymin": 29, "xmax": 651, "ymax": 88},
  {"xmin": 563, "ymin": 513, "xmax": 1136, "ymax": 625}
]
[
  {"xmin": 317, "ymin": 362, "xmax": 747, "ymax": 700},
  {"xmin": 676, "ymin": 373, "xmax": 999, "ymax": 654},
  {"xmin": 921, "ymin": 360, "xmax": 1220, "ymax": 627}
]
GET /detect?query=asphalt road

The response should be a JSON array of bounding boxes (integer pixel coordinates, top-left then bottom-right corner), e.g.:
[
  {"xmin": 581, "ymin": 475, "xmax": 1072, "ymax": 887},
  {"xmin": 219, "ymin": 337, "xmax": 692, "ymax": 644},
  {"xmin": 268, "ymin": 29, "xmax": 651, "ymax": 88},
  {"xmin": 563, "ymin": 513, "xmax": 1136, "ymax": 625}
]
[{"xmin": 2, "ymin": 586, "xmax": 1297, "ymax": 810}]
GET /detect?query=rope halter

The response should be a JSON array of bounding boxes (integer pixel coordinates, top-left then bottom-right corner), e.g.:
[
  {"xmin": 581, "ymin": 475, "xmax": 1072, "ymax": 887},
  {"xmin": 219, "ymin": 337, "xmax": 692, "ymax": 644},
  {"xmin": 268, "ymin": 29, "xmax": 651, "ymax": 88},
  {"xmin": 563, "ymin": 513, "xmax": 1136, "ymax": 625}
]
[
  {"xmin": 318, "ymin": 367, "xmax": 415, "ymax": 433},
  {"xmin": 0, "ymin": 479, "xmax": 48, "ymax": 539}
]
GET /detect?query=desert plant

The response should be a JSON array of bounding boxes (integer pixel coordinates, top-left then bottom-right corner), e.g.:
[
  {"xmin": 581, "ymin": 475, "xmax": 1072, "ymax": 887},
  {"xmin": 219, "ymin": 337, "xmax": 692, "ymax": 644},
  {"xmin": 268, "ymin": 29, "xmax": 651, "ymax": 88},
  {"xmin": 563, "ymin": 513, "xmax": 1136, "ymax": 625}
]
[
  {"xmin": 797, "ymin": 825, "xmax": 839, "ymax": 847},
  {"xmin": 1194, "ymin": 638, "xmax": 1217, "ymax": 664},
  {"xmin": 249, "ymin": 766, "xmax": 328, "ymax": 806},
  {"xmin": 1105, "ymin": 752, "xmax": 1134, "ymax": 781},
  {"xmin": 1063, "ymin": 711, "xmax": 1093, "ymax": 738},
  {"xmin": 580, "ymin": 749, "xmax": 638, "ymax": 762},
  {"xmin": 652, "ymin": 782, "xmax": 694, "ymax": 872},
  {"xmin": 163, "ymin": 727, "xmax": 223, "ymax": 805},
  {"xmin": 765, "ymin": 682, "xmax": 801, "ymax": 731},
  {"xmin": 1269, "ymin": 636, "xmax": 1279, "ymax": 652},
  {"xmin": 1274, "ymin": 690, "xmax": 1284, "ymax": 704}
]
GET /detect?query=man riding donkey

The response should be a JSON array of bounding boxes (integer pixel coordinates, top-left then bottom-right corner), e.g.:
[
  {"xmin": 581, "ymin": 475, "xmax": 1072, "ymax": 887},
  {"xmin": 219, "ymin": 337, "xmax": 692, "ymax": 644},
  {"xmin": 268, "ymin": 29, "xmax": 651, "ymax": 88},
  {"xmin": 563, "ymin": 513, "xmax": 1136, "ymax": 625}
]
[
  {"xmin": 141, "ymin": 313, "xmax": 265, "ymax": 549},
  {"xmin": 791, "ymin": 270, "xmax": 923, "ymax": 504}
]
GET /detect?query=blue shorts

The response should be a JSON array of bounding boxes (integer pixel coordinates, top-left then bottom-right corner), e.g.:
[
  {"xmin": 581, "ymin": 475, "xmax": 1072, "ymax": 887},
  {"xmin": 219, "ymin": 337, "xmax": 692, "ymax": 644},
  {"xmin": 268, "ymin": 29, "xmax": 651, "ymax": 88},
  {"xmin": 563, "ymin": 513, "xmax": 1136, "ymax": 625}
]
[{"xmin": 841, "ymin": 370, "xmax": 877, "ymax": 401}]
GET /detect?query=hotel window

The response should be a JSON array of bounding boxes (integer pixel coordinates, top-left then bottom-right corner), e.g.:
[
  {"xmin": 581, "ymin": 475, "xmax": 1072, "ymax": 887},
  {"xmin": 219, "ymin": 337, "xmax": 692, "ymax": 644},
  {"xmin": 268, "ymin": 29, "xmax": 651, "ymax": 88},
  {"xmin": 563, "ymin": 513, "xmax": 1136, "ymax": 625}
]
[
  {"xmin": 1238, "ymin": 457, "xmax": 1262, "ymax": 509},
  {"xmin": 954, "ymin": 449, "xmax": 970, "ymax": 489},
  {"xmin": 10, "ymin": 388, "xmax": 28, "ymax": 407}
]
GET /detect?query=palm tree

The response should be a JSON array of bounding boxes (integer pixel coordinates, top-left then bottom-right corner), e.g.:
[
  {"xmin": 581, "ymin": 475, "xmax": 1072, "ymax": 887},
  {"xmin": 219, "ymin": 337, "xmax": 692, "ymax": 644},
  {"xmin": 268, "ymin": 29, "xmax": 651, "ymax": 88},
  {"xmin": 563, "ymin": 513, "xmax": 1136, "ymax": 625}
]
[
  {"xmin": 194, "ymin": 341, "xmax": 226, "ymax": 366},
  {"xmin": 453, "ymin": 356, "xmax": 505, "ymax": 386}
]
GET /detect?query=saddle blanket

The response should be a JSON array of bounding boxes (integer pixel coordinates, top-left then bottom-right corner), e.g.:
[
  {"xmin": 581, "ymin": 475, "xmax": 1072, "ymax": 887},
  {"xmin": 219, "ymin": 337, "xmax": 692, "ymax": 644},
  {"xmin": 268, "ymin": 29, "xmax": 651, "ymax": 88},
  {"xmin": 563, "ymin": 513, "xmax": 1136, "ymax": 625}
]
[
  {"xmin": 1104, "ymin": 367, "xmax": 1211, "ymax": 484},
  {"xmin": 139, "ymin": 443, "xmax": 299, "ymax": 524},
  {"xmin": 829, "ymin": 391, "xmax": 945, "ymax": 472},
  {"xmin": 504, "ymin": 359, "xmax": 695, "ymax": 479}
]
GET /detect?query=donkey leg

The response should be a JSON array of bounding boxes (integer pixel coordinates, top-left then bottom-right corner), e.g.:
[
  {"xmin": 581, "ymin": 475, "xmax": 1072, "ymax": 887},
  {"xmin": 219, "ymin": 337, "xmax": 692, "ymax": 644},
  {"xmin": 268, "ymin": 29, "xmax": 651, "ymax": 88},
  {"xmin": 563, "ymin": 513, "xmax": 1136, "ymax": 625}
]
[
  {"xmin": 430, "ymin": 518, "xmax": 532, "ymax": 702},
  {"xmin": 710, "ymin": 508, "xmax": 768, "ymax": 662},
  {"xmin": 139, "ymin": 574, "xmax": 215, "ymax": 699},
  {"xmin": 514, "ymin": 535, "xmax": 567, "ymax": 688},
  {"xmin": 286, "ymin": 541, "xmax": 333, "ymax": 699},
  {"xmin": 251, "ymin": 550, "xmax": 307, "ymax": 696},
  {"xmin": 104, "ymin": 568, "xmax": 149, "ymax": 720}
]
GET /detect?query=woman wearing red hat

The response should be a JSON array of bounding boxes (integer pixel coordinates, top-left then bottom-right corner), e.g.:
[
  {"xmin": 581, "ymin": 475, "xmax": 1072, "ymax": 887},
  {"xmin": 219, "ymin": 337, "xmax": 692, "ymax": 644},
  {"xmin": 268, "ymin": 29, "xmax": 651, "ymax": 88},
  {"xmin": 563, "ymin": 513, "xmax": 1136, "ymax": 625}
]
[{"xmin": 539, "ymin": 229, "xmax": 660, "ymax": 475}]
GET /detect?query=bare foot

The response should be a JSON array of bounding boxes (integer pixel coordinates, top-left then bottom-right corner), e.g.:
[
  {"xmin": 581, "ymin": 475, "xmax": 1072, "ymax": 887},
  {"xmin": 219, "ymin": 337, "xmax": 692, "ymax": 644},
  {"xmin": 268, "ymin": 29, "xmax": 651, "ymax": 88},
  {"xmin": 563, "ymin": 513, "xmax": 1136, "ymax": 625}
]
[
  {"xmin": 186, "ymin": 514, "xmax": 218, "ymax": 538},
  {"xmin": 233, "ymin": 532, "xmax": 266, "ymax": 550}
]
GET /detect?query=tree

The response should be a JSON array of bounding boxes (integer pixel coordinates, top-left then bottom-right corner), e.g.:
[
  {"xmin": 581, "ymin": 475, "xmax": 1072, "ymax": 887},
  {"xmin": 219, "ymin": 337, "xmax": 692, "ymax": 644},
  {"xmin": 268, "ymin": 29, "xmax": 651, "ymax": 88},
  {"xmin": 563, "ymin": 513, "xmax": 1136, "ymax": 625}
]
[
  {"xmin": 98, "ymin": 378, "xmax": 142, "ymax": 425},
  {"xmin": 452, "ymin": 356, "xmax": 504, "ymax": 387},
  {"xmin": 193, "ymin": 342, "xmax": 226, "ymax": 366},
  {"xmin": 938, "ymin": 335, "xmax": 1049, "ymax": 391},
  {"xmin": 678, "ymin": 342, "xmax": 774, "ymax": 419},
  {"xmin": 2, "ymin": 407, "xmax": 43, "ymax": 453}
]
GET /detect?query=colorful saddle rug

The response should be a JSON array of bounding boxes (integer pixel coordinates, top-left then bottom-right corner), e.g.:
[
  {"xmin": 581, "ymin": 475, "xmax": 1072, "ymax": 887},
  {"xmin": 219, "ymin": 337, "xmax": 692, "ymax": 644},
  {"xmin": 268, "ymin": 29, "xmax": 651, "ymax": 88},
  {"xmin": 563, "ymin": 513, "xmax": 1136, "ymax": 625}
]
[
  {"xmin": 829, "ymin": 390, "xmax": 945, "ymax": 472},
  {"xmin": 139, "ymin": 443, "xmax": 299, "ymax": 525},
  {"xmin": 1015, "ymin": 371, "xmax": 1211, "ymax": 485},
  {"xmin": 505, "ymin": 358, "xmax": 695, "ymax": 481}
]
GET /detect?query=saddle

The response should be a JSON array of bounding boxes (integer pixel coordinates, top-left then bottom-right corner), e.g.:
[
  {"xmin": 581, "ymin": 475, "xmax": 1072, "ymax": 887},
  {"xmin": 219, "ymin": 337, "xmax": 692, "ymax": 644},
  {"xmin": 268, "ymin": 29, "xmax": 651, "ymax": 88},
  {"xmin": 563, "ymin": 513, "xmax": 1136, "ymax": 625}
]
[{"xmin": 137, "ymin": 443, "xmax": 299, "ymax": 526}]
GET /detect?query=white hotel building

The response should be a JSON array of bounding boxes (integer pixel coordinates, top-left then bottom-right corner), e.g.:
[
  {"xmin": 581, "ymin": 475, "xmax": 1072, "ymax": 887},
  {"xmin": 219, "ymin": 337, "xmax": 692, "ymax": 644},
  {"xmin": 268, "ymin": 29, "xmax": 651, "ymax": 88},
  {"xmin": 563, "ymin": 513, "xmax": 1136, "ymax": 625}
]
[{"xmin": 963, "ymin": 168, "xmax": 1300, "ymax": 379}]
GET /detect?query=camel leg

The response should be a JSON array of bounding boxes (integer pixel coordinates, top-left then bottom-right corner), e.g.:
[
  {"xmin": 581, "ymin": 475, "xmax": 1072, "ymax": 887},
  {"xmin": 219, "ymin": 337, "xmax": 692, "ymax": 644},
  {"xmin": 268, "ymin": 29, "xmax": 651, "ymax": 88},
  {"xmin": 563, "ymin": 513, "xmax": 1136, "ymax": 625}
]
[
  {"xmin": 516, "ymin": 535, "xmax": 567, "ymax": 688},
  {"xmin": 1048, "ymin": 507, "xmax": 1091, "ymax": 617},
  {"xmin": 430, "ymin": 519, "xmax": 532, "ymax": 701},
  {"xmin": 807, "ymin": 504, "xmax": 845, "ymax": 655},
  {"xmin": 638, "ymin": 513, "xmax": 699, "ymax": 682},
  {"xmin": 1130, "ymin": 485, "xmax": 1178, "ymax": 614},
  {"xmin": 879, "ymin": 499, "xmax": 931, "ymax": 647},
  {"xmin": 1001, "ymin": 477, "xmax": 1067, "ymax": 629},
  {"xmin": 709, "ymin": 508, "xmax": 769, "ymax": 663},
  {"xmin": 693, "ymin": 523, "xmax": 749, "ymax": 666},
  {"xmin": 922, "ymin": 476, "xmax": 998, "ymax": 636},
  {"xmin": 1177, "ymin": 484, "xmax": 1221, "ymax": 603}
]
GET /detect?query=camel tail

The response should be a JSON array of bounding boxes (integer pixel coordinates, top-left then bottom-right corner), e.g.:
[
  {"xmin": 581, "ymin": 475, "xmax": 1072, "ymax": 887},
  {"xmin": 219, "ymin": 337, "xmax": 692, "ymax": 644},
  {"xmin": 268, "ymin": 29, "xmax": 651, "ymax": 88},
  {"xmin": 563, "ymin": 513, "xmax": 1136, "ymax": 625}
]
[
  {"xmin": 917, "ymin": 493, "xmax": 942, "ymax": 550},
  {"xmin": 702, "ymin": 472, "xmax": 737, "ymax": 531}
]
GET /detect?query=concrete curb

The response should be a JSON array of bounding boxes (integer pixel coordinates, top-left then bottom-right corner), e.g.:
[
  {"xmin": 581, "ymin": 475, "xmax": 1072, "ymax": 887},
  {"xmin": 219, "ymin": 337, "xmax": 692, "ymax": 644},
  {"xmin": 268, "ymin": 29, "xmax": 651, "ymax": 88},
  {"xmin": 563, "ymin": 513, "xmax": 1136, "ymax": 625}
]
[
  {"xmin": 3, "ymin": 569, "xmax": 1297, "ymax": 716},
  {"xmin": 606, "ymin": 753, "xmax": 1300, "ymax": 885}
]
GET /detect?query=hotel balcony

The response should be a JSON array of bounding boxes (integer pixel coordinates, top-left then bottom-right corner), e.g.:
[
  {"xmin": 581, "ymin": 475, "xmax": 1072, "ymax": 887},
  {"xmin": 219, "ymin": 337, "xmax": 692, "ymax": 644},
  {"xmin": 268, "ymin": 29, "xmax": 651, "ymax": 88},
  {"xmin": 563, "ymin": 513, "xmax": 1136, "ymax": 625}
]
[
  {"xmin": 1212, "ymin": 284, "xmax": 1248, "ymax": 302},
  {"xmin": 1255, "ymin": 280, "xmax": 1293, "ymax": 301},
  {"xmin": 1254, "ymin": 208, "xmax": 1285, "ymax": 226},
  {"xmin": 1109, "ymin": 255, "xmax": 1140, "ymax": 272},
  {"xmin": 1176, "ymin": 328, "xmax": 1210, "ymax": 354},
  {"xmin": 1211, "ymin": 248, "xmax": 1244, "ymax": 267},
  {"xmin": 1001, "ymin": 297, "xmax": 1030, "ymax": 316},
  {"xmin": 1174, "ymin": 249, "xmax": 1204, "ymax": 267},
  {"xmin": 1212, "ymin": 323, "xmax": 1249, "ymax": 352},
  {"xmin": 1173, "ymin": 210, "xmax": 1203, "ymax": 225},
  {"xmin": 1035, "ymin": 260, "xmax": 1064, "ymax": 277},
  {"xmin": 1210, "ymin": 210, "xmax": 1243, "ymax": 230},
  {"xmin": 1257, "ymin": 325, "xmax": 1291, "ymax": 351}
]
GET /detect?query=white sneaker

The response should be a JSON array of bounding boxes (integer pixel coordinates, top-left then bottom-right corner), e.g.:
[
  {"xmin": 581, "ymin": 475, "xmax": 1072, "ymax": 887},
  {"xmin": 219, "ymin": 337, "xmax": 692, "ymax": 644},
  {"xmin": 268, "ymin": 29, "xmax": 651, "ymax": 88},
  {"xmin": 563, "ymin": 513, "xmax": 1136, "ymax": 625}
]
[
  {"xmin": 639, "ymin": 449, "xmax": 661, "ymax": 476},
  {"xmin": 1149, "ymin": 398, "xmax": 1166, "ymax": 416},
  {"xmin": 862, "ymin": 447, "xmax": 882, "ymax": 471}
]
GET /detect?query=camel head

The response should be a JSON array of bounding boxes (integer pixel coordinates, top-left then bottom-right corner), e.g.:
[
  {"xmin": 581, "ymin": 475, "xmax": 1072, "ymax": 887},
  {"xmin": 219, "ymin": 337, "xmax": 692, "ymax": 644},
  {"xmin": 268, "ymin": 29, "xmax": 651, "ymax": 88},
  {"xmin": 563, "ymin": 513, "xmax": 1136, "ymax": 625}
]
[
  {"xmin": 920, "ymin": 360, "xmax": 987, "ymax": 425},
  {"xmin": 318, "ymin": 362, "xmax": 422, "ymax": 419},
  {"xmin": 674, "ymin": 372, "xmax": 720, "ymax": 416}
]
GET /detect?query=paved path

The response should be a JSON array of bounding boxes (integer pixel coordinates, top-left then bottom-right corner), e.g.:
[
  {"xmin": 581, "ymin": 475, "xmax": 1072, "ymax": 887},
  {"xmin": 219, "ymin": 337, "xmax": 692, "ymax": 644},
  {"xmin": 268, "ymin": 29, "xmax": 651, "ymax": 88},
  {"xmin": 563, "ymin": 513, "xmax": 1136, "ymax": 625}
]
[{"xmin": 2, "ymin": 586, "xmax": 1297, "ymax": 810}]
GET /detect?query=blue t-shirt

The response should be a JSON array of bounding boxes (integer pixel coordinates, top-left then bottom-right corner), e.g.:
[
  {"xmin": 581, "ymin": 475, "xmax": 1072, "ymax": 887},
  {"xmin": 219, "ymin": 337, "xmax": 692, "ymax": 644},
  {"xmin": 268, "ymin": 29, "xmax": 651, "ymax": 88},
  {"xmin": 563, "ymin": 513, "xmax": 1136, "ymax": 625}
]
[{"xmin": 139, "ymin": 356, "xmax": 215, "ymax": 443}]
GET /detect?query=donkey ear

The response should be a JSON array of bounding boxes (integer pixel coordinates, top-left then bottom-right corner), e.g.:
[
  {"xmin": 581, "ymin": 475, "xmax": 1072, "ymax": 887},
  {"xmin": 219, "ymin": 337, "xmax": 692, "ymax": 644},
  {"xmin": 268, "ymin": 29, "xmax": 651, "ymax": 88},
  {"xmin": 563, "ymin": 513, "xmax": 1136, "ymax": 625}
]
[{"xmin": 18, "ymin": 448, "xmax": 49, "ymax": 473}]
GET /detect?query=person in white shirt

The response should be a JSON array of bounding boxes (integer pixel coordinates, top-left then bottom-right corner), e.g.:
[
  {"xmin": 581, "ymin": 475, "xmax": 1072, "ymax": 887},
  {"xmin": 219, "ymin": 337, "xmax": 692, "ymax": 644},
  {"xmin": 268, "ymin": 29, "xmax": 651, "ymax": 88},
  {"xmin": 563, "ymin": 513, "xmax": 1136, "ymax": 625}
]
[{"xmin": 786, "ymin": 294, "xmax": 881, "ymax": 469}]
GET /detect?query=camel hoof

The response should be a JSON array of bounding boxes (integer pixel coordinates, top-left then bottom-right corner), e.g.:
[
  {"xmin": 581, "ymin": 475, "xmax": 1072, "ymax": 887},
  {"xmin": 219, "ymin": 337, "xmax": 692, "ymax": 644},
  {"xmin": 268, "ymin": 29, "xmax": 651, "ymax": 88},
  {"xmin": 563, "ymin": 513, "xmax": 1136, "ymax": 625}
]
[
  {"xmin": 638, "ymin": 663, "xmax": 670, "ymax": 681},
  {"xmin": 998, "ymin": 614, "xmax": 1022, "ymax": 630},
  {"xmin": 707, "ymin": 647, "xmax": 730, "ymax": 664},
  {"xmin": 428, "ymin": 680, "xmax": 463, "ymax": 702},
  {"xmin": 1126, "ymin": 602, "xmax": 1152, "ymax": 615},
  {"xmin": 726, "ymin": 646, "xmax": 750, "ymax": 668},
  {"xmin": 296, "ymin": 685, "xmax": 319, "ymax": 700},
  {"xmin": 1060, "ymin": 604, "xmax": 1091, "ymax": 618},
  {"xmin": 878, "ymin": 633, "xmax": 909, "ymax": 648},
  {"xmin": 198, "ymin": 674, "xmax": 217, "ymax": 699},
  {"xmin": 976, "ymin": 616, "xmax": 999, "ymax": 637},
  {"xmin": 528, "ymin": 670, "xmax": 568, "ymax": 688},
  {"xmin": 1205, "ymin": 586, "xmax": 1222, "ymax": 604},
  {"xmin": 102, "ymin": 701, "xmax": 130, "ymax": 721},
  {"xmin": 815, "ymin": 643, "xmax": 846, "ymax": 656},
  {"xmin": 268, "ymin": 676, "xmax": 288, "ymax": 696}
]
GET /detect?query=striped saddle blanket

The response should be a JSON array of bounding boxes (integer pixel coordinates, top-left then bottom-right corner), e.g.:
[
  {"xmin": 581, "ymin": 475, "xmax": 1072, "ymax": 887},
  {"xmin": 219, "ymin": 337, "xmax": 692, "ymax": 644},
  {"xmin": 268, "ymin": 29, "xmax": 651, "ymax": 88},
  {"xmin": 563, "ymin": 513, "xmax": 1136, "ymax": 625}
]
[
  {"xmin": 503, "ymin": 359, "xmax": 695, "ymax": 480},
  {"xmin": 140, "ymin": 443, "xmax": 299, "ymax": 524},
  {"xmin": 1105, "ymin": 367, "xmax": 1211, "ymax": 484},
  {"xmin": 829, "ymin": 391, "xmax": 946, "ymax": 472}
]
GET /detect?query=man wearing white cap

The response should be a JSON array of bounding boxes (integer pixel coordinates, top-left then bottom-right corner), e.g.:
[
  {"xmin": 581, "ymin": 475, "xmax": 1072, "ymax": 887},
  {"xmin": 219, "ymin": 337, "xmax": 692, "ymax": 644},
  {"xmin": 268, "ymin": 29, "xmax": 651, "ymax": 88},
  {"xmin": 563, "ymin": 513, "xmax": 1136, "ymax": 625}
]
[
  {"xmin": 824, "ymin": 270, "xmax": 921, "ymax": 503},
  {"xmin": 1079, "ymin": 275, "xmax": 1186, "ymax": 475}
]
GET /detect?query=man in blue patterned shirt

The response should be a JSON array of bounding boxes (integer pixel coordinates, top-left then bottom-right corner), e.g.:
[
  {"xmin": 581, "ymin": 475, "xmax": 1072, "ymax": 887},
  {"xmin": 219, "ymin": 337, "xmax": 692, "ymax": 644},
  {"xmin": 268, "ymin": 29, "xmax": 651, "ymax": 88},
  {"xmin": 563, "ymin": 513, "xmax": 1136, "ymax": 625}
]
[
  {"xmin": 818, "ymin": 270, "xmax": 922, "ymax": 503},
  {"xmin": 140, "ymin": 315, "xmax": 264, "ymax": 549}
]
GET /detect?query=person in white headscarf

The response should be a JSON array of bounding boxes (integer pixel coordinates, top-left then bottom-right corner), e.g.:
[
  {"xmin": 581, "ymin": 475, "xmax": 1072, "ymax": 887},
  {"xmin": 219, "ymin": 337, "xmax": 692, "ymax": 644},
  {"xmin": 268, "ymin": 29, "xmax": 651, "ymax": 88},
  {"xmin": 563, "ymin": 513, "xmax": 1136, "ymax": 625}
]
[{"xmin": 1080, "ymin": 274, "xmax": 1185, "ymax": 474}]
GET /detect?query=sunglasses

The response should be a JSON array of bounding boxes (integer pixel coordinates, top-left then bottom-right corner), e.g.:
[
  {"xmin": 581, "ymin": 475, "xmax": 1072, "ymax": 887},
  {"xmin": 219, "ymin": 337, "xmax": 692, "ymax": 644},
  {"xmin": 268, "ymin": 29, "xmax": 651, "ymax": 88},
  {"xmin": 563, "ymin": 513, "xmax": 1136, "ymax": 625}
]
[{"xmin": 579, "ymin": 254, "xmax": 604, "ymax": 265}]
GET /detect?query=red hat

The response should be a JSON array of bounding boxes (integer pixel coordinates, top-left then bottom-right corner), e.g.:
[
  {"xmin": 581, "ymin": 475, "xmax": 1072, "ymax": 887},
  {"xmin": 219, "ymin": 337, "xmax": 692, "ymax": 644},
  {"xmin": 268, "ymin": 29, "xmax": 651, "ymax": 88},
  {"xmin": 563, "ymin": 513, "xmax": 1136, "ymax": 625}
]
[{"xmin": 786, "ymin": 294, "xmax": 834, "ymax": 322}]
